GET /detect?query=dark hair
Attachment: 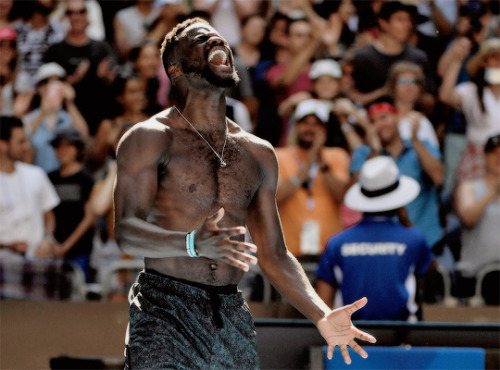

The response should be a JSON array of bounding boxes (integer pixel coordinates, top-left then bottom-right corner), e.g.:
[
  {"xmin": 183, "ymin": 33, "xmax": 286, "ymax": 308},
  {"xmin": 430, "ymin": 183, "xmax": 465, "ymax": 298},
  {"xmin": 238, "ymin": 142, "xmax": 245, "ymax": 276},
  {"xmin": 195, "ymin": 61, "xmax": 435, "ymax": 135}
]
[
  {"xmin": 0, "ymin": 116, "xmax": 24, "ymax": 141},
  {"xmin": 160, "ymin": 17, "xmax": 210, "ymax": 78}
]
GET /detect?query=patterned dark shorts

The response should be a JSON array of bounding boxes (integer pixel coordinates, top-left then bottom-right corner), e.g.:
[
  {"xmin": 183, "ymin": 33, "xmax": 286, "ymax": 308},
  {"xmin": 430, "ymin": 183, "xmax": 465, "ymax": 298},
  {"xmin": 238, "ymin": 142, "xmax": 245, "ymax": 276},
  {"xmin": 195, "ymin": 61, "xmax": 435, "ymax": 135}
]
[{"xmin": 125, "ymin": 269, "xmax": 259, "ymax": 369}]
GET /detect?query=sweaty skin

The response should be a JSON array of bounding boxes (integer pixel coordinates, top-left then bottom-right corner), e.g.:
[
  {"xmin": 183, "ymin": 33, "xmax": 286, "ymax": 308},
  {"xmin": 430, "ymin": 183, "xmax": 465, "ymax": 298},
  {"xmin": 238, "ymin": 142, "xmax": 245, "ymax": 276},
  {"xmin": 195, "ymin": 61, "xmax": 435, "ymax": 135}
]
[{"xmin": 114, "ymin": 20, "xmax": 375, "ymax": 364}]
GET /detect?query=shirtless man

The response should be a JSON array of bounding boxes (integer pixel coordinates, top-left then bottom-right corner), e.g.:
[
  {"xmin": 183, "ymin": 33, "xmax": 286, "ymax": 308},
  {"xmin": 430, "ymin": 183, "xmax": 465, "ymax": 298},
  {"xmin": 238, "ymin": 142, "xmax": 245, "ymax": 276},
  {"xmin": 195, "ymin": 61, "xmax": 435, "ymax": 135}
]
[{"xmin": 114, "ymin": 17, "xmax": 376, "ymax": 369}]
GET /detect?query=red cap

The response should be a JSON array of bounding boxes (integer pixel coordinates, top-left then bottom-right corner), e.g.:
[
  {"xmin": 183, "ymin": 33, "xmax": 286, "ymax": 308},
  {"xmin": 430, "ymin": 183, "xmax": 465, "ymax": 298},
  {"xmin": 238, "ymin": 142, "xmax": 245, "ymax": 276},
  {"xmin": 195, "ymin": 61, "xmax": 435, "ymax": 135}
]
[{"xmin": 0, "ymin": 27, "xmax": 17, "ymax": 41}]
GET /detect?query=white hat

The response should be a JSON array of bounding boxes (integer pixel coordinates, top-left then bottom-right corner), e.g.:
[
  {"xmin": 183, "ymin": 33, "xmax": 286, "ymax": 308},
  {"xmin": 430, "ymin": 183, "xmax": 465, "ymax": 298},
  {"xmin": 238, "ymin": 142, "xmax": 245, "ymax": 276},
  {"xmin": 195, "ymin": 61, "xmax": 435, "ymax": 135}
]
[
  {"xmin": 309, "ymin": 59, "xmax": 342, "ymax": 80},
  {"xmin": 344, "ymin": 156, "xmax": 420, "ymax": 212},
  {"xmin": 35, "ymin": 62, "xmax": 66, "ymax": 85},
  {"xmin": 294, "ymin": 99, "xmax": 329, "ymax": 123}
]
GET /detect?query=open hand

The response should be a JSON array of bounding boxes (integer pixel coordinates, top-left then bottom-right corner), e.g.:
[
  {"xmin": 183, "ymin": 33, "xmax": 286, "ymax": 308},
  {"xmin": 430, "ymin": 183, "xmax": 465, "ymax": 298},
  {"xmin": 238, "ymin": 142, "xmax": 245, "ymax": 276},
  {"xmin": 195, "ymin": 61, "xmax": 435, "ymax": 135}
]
[
  {"xmin": 195, "ymin": 208, "xmax": 258, "ymax": 271},
  {"xmin": 316, "ymin": 297, "xmax": 376, "ymax": 364}
]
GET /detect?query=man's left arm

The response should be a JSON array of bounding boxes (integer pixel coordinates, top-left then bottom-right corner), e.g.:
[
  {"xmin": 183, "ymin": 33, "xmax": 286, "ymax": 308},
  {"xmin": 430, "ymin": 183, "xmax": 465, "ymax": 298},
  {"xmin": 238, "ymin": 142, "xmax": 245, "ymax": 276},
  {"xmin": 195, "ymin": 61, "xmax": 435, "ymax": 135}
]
[
  {"xmin": 409, "ymin": 113, "xmax": 444, "ymax": 187},
  {"xmin": 247, "ymin": 143, "xmax": 375, "ymax": 363}
]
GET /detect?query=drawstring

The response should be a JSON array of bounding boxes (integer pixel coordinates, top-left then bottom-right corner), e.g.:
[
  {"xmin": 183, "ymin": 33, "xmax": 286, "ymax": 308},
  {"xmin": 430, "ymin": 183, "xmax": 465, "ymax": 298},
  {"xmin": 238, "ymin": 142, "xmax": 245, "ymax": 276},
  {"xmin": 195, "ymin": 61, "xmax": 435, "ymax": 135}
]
[{"xmin": 210, "ymin": 292, "xmax": 224, "ymax": 328}]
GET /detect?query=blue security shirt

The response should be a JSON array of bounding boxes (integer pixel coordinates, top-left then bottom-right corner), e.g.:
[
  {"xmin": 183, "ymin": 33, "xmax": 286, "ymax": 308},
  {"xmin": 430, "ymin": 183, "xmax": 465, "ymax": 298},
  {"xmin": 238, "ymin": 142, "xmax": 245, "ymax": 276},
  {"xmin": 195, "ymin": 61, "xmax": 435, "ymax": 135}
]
[
  {"xmin": 316, "ymin": 216, "xmax": 434, "ymax": 321},
  {"xmin": 350, "ymin": 140, "xmax": 443, "ymax": 248}
]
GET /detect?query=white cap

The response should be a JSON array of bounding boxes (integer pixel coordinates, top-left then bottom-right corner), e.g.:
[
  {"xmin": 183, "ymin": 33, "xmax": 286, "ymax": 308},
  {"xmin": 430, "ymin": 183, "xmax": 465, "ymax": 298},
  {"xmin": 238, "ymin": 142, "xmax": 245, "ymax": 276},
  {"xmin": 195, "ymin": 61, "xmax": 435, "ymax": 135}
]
[
  {"xmin": 309, "ymin": 59, "xmax": 342, "ymax": 80},
  {"xmin": 294, "ymin": 99, "xmax": 329, "ymax": 123},
  {"xmin": 35, "ymin": 63, "xmax": 66, "ymax": 85}
]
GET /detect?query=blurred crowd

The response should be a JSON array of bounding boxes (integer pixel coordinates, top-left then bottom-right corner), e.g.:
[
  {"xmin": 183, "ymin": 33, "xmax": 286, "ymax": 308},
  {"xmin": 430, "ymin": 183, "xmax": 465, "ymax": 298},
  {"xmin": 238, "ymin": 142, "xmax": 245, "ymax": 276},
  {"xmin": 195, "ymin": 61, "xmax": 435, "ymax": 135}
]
[{"xmin": 0, "ymin": 0, "xmax": 499, "ymax": 313}]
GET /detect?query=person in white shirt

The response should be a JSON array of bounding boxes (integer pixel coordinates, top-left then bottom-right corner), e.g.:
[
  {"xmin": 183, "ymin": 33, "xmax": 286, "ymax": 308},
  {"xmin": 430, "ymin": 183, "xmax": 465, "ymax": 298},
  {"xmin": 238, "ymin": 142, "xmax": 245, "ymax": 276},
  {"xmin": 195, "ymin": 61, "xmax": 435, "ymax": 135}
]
[{"xmin": 0, "ymin": 116, "xmax": 60, "ymax": 259}]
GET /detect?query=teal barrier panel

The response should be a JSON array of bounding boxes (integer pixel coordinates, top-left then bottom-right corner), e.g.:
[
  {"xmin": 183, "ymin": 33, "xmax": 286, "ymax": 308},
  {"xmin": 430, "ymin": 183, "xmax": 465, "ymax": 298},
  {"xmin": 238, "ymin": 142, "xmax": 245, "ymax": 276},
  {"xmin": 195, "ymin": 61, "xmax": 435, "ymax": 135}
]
[{"xmin": 324, "ymin": 346, "xmax": 485, "ymax": 369}]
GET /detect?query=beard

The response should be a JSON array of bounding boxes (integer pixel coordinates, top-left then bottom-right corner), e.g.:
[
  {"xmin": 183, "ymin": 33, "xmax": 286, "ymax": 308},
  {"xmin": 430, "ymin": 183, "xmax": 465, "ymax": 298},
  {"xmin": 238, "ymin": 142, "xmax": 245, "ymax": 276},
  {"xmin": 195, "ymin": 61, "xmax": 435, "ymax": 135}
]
[
  {"xmin": 297, "ymin": 137, "xmax": 313, "ymax": 149},
  {"xmin": 181, "ymin": 58, "xmax": 239, "ymax": 88}
]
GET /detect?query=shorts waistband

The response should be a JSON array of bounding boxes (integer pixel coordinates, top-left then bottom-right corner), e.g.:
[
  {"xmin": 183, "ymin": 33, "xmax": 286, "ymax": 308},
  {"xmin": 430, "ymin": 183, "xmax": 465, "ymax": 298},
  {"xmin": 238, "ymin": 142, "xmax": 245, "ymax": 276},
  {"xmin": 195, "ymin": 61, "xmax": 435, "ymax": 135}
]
[{"xmin": 144, "ymin": 269, "xmax": 238, "ymax": 295}]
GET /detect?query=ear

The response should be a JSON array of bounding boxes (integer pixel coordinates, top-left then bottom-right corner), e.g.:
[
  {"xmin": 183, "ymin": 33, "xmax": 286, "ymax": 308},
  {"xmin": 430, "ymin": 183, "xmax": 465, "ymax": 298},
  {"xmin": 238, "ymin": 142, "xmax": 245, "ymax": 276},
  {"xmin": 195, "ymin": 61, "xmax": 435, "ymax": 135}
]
[{"xmin": 168, "ymin": 64, "xmax": 182, "ymax": 80}]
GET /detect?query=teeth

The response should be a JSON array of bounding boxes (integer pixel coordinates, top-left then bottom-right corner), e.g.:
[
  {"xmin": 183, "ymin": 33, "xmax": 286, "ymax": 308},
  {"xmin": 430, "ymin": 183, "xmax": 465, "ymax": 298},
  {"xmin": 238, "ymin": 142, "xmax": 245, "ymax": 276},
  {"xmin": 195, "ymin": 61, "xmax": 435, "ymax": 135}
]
[{"xmin": 208, "ymin": 50, "xmax": 227, "ymax": 65}]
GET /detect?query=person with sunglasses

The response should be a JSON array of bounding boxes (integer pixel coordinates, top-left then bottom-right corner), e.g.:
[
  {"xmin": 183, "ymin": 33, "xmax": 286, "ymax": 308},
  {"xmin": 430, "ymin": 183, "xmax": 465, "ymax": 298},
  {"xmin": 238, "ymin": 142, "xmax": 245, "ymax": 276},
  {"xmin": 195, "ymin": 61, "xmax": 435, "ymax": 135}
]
[{"xmin": 43, "ymin": 0, "xmax": 115, "ymax": 137}]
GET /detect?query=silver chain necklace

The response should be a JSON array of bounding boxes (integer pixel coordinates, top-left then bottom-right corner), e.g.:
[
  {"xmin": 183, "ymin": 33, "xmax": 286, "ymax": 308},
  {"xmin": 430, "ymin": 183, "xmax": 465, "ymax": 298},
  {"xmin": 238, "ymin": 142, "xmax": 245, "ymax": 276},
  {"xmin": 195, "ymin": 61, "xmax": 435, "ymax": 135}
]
[{"xmin": 173, "ymin": 105, "xmax": 228, "ymax": 167}]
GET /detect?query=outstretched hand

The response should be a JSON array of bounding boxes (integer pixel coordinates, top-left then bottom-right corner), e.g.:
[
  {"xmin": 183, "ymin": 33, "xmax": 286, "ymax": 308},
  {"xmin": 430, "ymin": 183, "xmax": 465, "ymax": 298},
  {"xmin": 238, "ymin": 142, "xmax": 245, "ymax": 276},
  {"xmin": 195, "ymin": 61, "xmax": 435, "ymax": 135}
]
[
  {"xmin": 195, "ymin": 208, "xmax": 258, "ymax": 271},
  {"xmin": 316, "ymin": 297, "xmax": 376, "ymax": 364}
]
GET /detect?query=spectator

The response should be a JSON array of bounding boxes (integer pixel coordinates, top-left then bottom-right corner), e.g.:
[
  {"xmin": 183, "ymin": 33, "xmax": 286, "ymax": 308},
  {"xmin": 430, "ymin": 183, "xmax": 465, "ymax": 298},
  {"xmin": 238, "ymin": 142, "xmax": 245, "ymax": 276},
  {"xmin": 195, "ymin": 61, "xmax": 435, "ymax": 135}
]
[
  {"xmin": 439, "ymin": 37, "xmax": 500, "ymax": 189},
  {"xmin": 265, "ymin": 14, "xmax": 324, "ymax": 145},
  {"xmin": 128, "ymin": 39, "xmax": 163, "ymax": 116},
  {"xmin": 86, "ymin": 74, "xmax": 147, "ymax": 173},
  {"xmin": 351, "ymin": 97, "xmax": 444, "ymax": 251},
  {"xmin": 51, "ymin": 0, "xmax": 106, "ymax": 41},
  {"xmin": 386, "ymin": 61, "xmax": 440, "ymax": 149},
  {"xmin": 113, "ymin": 0, "xmax": 164, "ymax": 60},
  {"xmin": 192, "ymin": 0, "xmax": 259, "ymax": 49},
  {"xmin": 22, "ymin": 62, "xmax": 89, "ymax": 173},
  {"xmin": 43, "ymin": 0, "xmax": 116, "ymax": 136},
  {"xmin": 0, "ymin": 27, "xmax": 21, "ymax": 116},
  {"xmin": 48, "ymin": 127, "xmax": 95, "ymax": 282},
  {"xmin": 0, "ymin": 0, "xmax": 15, "ymax": 27},
  {"xmin": 13, "ymin": 0, "xmax": 64, "ymax": 88},
  {"xmin": 316, "ymin": 156, "xmax": 434, "ymax": 321},
  {"xmin": 251, "ymin": 11, "xmax": 289, "ymax": 146},
  {"xmin": 275, "ymin": 99, "xmax": 349, "ymax": 257},
  {"xmin": 314, "ymin": 0, "xmax": 357, "ymax": 61},
  {"xmin": 349, "ymin": 1, "xmax": 435, "ymax": 107},
  {"xmin": 278, "ymin": 58, "xmax": 369, "ymax": 152},
  {"xmin": 0, "ymin": 116, "xmax": 60, "ymax": 260},
  {"xmin": 454, "ymin": 133, "xmax": 500, "ymax": 305}
]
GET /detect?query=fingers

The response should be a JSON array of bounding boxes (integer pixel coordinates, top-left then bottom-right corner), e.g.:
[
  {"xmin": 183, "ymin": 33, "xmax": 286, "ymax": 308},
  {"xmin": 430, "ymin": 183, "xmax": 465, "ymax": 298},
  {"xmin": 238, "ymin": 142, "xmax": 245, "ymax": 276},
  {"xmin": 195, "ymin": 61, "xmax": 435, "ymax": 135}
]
[
  {"xmin": 349, "ymin": 340, "xmax": 368, "ymax": 359},
  {"xmin": 206, "ymin": 207, "xmax": 225, "ymax": 228},
  {"xmin": 354, "ymin": 327, "xmax": 377, "ymax": 343},
  {"xmin": 326, "ymin": 344, "xmax": 334, "ymax": 360},
  {"xmin": 340, "ymin": 344, "xmax": 352, "ymax": 365},
  {"xmin": 343, "ymin": 296, "xmax": 368, "ymax": 316}
]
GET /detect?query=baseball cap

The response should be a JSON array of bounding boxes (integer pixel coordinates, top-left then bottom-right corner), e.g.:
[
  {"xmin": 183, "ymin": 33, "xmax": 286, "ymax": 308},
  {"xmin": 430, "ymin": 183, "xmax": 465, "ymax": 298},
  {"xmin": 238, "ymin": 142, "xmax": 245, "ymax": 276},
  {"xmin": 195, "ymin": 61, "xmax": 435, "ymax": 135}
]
[
  {"xmin": 34, "ymin": 63, "xmax": 66, "ymax": 85},
  {"xmin": 50, "ymin": 127, "xmax": 85, "ymax": 148},
  {"xmin": 0, "ymin": 27, "xmax": 16, "ymax": 41},
  {"xmin": 309, "ymin": 59, "xmax": 342, "ymax": 80},
  {"xmin": 294, "ymin": 99, "xmax": 329, "ymax": 124}
]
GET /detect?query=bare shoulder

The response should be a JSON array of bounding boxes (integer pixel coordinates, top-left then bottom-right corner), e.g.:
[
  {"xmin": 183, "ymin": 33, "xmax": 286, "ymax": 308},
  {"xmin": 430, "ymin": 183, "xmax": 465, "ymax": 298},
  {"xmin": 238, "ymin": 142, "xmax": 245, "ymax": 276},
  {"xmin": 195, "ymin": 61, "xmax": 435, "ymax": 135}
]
[
  {"xmin": 229, "ymin": 120, "xmax": 279, "ymax": 176},
  {"xmin": 116, "ymin": 111, "xmax": 174, "ymax": 164}
]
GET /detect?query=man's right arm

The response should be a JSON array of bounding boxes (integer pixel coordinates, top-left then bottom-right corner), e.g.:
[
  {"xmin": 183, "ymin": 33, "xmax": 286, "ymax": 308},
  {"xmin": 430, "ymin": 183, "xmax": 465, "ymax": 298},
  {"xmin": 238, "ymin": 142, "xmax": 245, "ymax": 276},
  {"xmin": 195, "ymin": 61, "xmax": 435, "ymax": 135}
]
[{"xmin": 113, "ymin": 122, "xmax": 187, "ymax": 258}]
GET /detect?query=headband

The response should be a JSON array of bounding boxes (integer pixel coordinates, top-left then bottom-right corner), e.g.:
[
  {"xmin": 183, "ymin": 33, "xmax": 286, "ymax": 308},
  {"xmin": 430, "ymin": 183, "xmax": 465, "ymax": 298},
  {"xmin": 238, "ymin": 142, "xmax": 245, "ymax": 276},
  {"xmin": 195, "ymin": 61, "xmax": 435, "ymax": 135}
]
[{"xmin": 368, "ymin": 103, "xmax": 397, "ymax": 117}]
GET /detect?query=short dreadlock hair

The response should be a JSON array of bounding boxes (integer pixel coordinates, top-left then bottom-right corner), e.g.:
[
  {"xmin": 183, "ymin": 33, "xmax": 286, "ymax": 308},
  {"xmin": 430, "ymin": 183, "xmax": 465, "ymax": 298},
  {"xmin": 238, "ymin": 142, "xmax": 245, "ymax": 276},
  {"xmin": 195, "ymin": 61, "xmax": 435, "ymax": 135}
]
[{"xmin": 160, "ymin": 17, "xmax": 211, "ymax": 79}]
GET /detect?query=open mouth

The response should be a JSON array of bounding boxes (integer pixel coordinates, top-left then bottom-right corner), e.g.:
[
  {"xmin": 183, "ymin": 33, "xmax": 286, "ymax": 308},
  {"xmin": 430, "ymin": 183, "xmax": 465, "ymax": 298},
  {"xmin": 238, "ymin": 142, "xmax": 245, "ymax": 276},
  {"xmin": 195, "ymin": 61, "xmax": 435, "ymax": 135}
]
[{"xmin": 208, "ymin": 49, "xmax": 229, "ymax": 67}]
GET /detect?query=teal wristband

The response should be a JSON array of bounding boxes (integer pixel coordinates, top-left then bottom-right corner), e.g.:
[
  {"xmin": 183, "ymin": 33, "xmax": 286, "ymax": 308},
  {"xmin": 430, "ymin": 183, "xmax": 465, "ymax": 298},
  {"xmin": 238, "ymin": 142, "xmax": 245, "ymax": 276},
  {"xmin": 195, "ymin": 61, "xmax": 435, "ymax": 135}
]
[{"xmin": 186, "ymin": 230, "xmax": 199, "ymax": 257}]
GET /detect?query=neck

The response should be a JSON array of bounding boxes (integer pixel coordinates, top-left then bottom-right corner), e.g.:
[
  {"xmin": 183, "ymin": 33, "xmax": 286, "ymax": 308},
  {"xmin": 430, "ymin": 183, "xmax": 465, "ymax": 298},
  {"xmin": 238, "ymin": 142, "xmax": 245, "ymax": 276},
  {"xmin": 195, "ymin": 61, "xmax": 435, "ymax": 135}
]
[
  {"xmin": 59, "ymin": 161, "xmax": 82, "ymax": 177},
  {"xmin": 376, "ymin": 34, "xmax": 404, "ymax": 55},
  {"xmin": 395, "ymin": 100, "xmax": 413, "ymax": 117},
  {"xmin": 0, "ymin": 156, "xmax": 15, "ymax": 173},
  {"xmin": 136, "ymin": 2, "xmax": 152, "ymax": 15},
  {"xmin": 383, "ymin": 136, "xmax": 404, "ymax": 157},
  {"xmin": 489, "ymin": 84, "xmax": 500, "ymax": 98},
  {"xmin": 176, "ymin": 87, "xmax": 228, "ymax": 132},
  {"xmin": 67, "ymin": 30, "xmax": 89, "ymax": 46}
]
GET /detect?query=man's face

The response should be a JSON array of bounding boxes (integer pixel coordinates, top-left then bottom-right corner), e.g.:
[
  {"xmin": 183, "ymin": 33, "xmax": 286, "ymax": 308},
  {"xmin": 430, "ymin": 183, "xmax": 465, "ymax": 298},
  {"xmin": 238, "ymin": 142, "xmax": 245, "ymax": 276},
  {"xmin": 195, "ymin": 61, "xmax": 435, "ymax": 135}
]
[
  {"xmin": 485, "ymin": 146, "xmax": 500, "ymax": 177},
  {"xmin": 66, "ymin": 0, "xmax": 88, "ymax": 32},
  {"xmin": 4, "ymin": 127, "xmax": 31, "ymax": 161},
  {"xmin": 177, "ymin": 23, "xmax": 239, "ymax": 88},
  {"xmin": 370, "ymin": 111, "xmax": 399, "ymax": 145},
  {"xmin": 381, "ymin": 11, "xmax": 413, "ymax": 43},
  {"xmin": 296, "ymin": 115, "xmax": 325, "ymax": 149}
]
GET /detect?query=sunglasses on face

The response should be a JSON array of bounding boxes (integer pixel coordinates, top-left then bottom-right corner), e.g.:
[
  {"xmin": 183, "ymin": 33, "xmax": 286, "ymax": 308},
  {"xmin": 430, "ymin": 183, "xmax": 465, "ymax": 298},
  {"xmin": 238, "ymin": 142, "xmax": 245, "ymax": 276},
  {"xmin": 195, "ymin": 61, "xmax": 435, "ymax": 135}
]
[
  {"xmin": 396, "ymin": 77, "xmax": 418, "ymax": 86},
  {"xmin": 66, "ymin": 8, "xmax": 87, "ymax": 15}
]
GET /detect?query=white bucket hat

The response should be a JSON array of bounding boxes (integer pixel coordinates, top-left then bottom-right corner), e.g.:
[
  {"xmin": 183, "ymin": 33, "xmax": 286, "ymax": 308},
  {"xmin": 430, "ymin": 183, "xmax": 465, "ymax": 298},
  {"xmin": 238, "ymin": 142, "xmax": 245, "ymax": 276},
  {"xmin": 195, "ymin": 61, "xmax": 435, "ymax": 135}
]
[{"xmin": 345, "ymin": 156, "xmax": 420, "ymax": 212}]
